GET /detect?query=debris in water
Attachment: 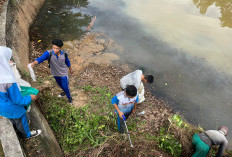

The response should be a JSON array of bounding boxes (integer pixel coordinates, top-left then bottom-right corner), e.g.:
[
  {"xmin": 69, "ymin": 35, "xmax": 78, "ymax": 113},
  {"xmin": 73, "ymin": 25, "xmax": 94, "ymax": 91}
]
[
  {"xmin": 165, "ymin": 83, "xmax": 168, "ymax": 86},
  {"xmin": 86, "ymin": 16, "xmax": 96, "ymax": 31}
]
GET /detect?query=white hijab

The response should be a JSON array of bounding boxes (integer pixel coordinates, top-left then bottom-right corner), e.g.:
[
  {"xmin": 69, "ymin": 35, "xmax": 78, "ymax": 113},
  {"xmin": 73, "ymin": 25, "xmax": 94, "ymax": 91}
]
[{"xmin": 0, "ymin": 46, "xmax": 16, "ymax": 84}]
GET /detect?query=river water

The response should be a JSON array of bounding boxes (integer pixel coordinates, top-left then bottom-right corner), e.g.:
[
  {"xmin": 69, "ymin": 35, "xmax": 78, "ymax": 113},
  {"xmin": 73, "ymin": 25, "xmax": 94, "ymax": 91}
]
[{"xmin": 30, "ymin": 0, "xmax": 232, "ymax": 147}]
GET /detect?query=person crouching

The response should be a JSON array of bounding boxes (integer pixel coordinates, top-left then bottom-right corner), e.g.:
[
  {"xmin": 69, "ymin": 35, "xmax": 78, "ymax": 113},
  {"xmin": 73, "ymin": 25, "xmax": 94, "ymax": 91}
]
[{"xmin": 111, "ymin": 85, "xmax": 138, "ymax": 133}]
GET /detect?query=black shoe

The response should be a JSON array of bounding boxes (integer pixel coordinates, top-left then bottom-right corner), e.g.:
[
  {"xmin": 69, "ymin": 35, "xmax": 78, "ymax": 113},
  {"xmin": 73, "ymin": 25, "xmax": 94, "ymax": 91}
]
[
  {"xmin": 68, "ymin": 97, "xmax": 73, "ymax": 104},
  {"xmin": 58, "ymin": 92, "xmax": 66, "ymax": 98}
]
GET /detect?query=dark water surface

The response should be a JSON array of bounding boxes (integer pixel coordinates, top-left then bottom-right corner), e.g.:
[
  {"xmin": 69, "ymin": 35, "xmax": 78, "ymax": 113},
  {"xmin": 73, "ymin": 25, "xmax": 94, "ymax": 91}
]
[{"xmin": 30, "ymin": 0, "xmax": 232, "ymax": 148}]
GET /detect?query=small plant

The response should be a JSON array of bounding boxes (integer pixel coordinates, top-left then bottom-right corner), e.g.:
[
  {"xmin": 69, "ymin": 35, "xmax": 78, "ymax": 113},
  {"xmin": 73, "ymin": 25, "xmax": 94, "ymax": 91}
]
[
  {"xmin": 156, "ymin": 128, "xmax": 182, "ymax": 157},
  {"xmin": 169, "ymin": 114, "xmax": 183, "ymax": 127},
  {"xmin": 169, "ymin": 114, "xmax": 190, "ymax": 128}
]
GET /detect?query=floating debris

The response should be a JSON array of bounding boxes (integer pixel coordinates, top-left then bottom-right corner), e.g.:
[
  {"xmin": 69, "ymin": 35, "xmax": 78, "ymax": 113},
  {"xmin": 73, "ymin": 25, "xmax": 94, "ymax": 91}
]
[{"xmin": 86, "ymin": 16, "xmax": 96, "ymax": 31}]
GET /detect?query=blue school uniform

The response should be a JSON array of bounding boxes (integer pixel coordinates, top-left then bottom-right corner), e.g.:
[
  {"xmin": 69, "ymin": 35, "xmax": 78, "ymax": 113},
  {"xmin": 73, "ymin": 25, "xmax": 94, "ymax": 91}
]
[
  {"xmin": 0, "ymin": 83, "xmax": 31, "ymax": 137},
  {"xmin": 111, "ymin": 91, "xmax": 138, "ymax": 132}
]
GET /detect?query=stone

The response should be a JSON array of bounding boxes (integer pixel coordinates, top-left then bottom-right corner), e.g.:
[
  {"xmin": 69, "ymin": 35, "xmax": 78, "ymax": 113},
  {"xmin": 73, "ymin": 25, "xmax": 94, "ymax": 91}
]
[{"xmin": 0, "ymin": 116, "xmax": 24, "ymax": 157}]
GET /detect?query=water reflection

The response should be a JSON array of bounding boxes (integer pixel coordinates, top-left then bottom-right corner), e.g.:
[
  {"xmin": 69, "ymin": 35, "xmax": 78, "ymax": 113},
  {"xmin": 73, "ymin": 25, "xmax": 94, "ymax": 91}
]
[
  {"xmin": 30, "ymin": 0, "xmax": 91, "ymax": 49},
  {"xmin": 193, "ymin": 0, "xmax": 232, "ymax": 28}
]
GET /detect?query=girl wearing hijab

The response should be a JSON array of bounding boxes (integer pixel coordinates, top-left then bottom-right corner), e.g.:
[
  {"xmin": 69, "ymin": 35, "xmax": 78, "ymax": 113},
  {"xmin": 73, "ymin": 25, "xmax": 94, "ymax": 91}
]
[{"xmin": 0, "ymin": 46, "xmax": 41, "ymax": 139}]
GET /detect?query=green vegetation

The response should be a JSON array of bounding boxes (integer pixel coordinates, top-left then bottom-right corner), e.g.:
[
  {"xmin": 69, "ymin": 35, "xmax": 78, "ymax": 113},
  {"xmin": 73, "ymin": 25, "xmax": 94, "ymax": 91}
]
[
  {"xmin": 38, "ymin": 85, "xmax": 183, "ymax": 156},
  {"xmin": 39, "ymin": 85, "xmax": 117, "ymax": 154},
  {"xmin": 38, "ymin": 84, "xmax": 232, "ymax": 156},
  {"xmin": 156, "ymin": 128, "xmax": 182, "ymax": 157}
]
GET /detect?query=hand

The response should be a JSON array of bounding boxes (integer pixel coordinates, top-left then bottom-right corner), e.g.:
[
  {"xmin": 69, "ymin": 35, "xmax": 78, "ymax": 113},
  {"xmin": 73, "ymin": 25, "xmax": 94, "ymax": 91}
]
[
  {"xmin": 70, "ymin": 69, "xmax": 73, "ymax": 74},
  {"xmin": 30, "ymin": 62, "xmax": 35, "ymax": 68},
  {"xmin": 132, "ymin": 108, "xmax": 136, "ymax": 114},
  {"xmin": 30, "ymin": 95, "xmax": 38, "ymax": 101},
  {"xmin": 118, "ymin": 111, "xmax": 124, "ymax": 119}
]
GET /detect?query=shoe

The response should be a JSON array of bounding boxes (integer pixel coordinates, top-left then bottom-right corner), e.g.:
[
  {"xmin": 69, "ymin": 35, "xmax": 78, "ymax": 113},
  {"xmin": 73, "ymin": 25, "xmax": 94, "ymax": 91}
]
[
  {"xmin": 68, "ymin": 97, "xmax": 73, "ymax": 105},
  {"xmin": 58, "ymin": 92, "xmax": 66, "ymax": 98},
  {"xmin": 27, "ymin": 130, "xmax": 42, "ymax": 139}
]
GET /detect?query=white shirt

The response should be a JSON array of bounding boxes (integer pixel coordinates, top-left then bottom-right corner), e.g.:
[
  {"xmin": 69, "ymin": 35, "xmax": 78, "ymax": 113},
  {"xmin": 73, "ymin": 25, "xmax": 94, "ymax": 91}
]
[{"xmin": 120, "ymin": 70, "xmax": 143, "ymax": 90}]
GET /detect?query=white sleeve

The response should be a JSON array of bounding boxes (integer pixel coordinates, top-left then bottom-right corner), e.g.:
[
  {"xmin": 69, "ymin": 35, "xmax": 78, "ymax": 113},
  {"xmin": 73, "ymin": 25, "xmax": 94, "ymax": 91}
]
[
  {"xmin": 120, "ymin": 77, "xmax": 127, "ymax": 89},
  {"xmin": 134, "ymin": 70, "xmax": 143, "ymax": 89}
]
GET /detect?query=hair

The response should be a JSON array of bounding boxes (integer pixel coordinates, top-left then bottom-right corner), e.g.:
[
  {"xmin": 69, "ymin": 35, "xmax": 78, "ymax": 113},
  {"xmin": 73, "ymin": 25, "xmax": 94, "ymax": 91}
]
[
  {"xmin": 218, "ymin": 126, "xmax": 229, "ymax": 136},
  {"xmin": 52, "ymin": 39, "xmax": 63, "ymax": 48},
  {"xmin": 144, "ymin": 75, "xmax": 154, "ymax": 83},
  {"xmin": 125, "ymin": 85, "xmax": 137, "ymax": 97}
]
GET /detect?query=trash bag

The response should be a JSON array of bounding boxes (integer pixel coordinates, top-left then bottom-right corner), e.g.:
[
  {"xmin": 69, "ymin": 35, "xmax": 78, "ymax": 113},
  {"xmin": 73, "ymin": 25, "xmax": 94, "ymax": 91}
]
[{"xmin": 20, "ymin": 86, "xmax": 39, "ymax": 109}]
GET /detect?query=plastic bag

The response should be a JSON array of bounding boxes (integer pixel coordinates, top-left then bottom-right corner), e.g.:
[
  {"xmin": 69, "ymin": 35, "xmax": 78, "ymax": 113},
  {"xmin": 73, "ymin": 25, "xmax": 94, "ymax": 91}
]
[
  {"xmin": 20, "ymin": 86, "xmax": 39, "ymax": 110},
  {"xmin": 27, "ymin": 63, "xmax": 36, "ymax": 81}
]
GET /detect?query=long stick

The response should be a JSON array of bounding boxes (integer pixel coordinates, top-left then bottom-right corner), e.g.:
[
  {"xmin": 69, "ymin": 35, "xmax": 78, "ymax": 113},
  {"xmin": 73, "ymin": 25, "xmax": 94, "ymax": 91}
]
[
  {"xmin": 122, "ymin": 115, "xmax": 133, "ymax": 148},
  {"xmin": 86, "ymin": 16, "xmax": 96, "ymax": 31}
]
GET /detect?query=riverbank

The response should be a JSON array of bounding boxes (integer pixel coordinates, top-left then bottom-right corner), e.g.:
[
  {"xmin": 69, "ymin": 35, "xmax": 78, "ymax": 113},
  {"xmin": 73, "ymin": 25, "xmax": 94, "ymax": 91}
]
[{"xmin": 25, "ymin": 32, "xmax": 232, "ymax": 156}]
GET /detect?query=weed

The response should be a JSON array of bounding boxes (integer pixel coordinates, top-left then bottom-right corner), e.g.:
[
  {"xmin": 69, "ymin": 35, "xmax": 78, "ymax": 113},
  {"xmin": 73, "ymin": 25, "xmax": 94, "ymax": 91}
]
[{"xmin": 156, "ymin": 127, "xmax": 182, "ymax": 157}]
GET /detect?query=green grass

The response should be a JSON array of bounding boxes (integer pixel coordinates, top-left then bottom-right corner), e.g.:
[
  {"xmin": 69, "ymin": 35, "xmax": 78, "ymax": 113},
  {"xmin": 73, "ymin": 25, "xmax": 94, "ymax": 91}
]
[
  {"xmin": 38, "ymin": 85, "xmax": 185, "ymax": 156},
  {"xmin": 39, "ymin": 85, "xmax": 117, "ymax": 154}
]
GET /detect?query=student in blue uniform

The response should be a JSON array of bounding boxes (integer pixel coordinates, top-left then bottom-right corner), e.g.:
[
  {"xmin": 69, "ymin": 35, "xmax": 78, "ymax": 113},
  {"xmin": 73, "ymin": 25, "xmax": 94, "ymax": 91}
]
[
  {"xmin": 0, "ymin": 46, "xmax": 41, "ymax": 138},
  {"xmin": 111, "ymin": 85, "xmax": 138, "ymax": 132},
  {"xmin": 30, "ymin": 39, "xmax": 73, "ymax": 104}
]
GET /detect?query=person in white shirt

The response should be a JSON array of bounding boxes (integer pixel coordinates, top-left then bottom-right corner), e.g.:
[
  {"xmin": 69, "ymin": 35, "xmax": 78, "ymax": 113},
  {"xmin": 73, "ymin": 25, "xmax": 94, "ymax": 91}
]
[{"xmin": 120, "ymin": 70, "xmax": 154, "ymax": 103}]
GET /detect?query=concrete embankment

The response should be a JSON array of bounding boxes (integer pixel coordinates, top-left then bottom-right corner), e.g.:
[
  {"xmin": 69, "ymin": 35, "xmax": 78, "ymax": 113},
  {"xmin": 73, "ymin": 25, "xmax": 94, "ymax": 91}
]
[{"xmin": 0, "ymin": 0, "xmax": 63, "ymax": 156}]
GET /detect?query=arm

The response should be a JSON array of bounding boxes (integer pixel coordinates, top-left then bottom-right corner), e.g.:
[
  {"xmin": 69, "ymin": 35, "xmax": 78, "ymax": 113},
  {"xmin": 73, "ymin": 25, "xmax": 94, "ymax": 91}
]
[
  {"xmin": 113, "ymin": 104, "xmax": 124, "ymax": 119},
  {"xmin": 31, "ymin": 51, "xmax": 50, "ymax": 67},
  {"xmin": 132, "ymin": 96, "xmax": 139, "ymax": 113},
  {"xmin": 65, "ymin": 53, "xmax": 73, "ymax": 74},
  {"xmin": 69, "ymin": 66, "xmax": 73, "ymax": 74},
  {"xmin": 120, "ymin": 77, "xmax": 127, "ymax": 90},
  {"xmin": 7, "ymin": 83, "xmax": 33, "ymax": 105},
  {"xmin": 65, "ymin": 54, "xmax": 71, "ymax": 67},
  {"xmin": 135, "ymin": 80, "xmax": 141, "ymax": 90},
  {"xmin": 139, "ymin": 82, "xmax": 145, "ymax": 95},
  {"xmin": 135, "ymin": 70, "xmax": 143, "ymax": 89},
  {"xmin": 111, "ymin": 96, "xmax": 124, "ymax": 118},
  {"xmin": 216, "ymin": 141, "xmax": 228, "ymax": 157}
]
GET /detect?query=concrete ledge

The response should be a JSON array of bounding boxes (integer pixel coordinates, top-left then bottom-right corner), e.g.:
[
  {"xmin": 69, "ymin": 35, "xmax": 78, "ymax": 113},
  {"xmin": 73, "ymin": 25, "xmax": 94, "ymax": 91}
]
[
  {"xmin": 27, "ymin": 104, "xmax": 64, "ymax": 157},
  {"xmin": 6, "ymin": 0, "xmax": 46, "ymax": 69},
  {"xmin": 0, "ymin": 0, "xmax": 63, "ymax": 156},
  {"xmin": 0, "ymin": 0, "xmax": 8, "ymax": 45},
  {"xmin": 0, "ymin": 116, "xmax": 24, "ymax": 157},
  {"xmin": 0, "ymin": 0, "xmax": 24, "ymax": 156}
]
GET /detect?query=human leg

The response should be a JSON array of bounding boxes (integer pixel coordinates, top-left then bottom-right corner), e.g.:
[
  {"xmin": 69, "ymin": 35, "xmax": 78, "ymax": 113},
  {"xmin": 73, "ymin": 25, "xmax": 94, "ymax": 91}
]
[
  {"xmin": 192, "ymin": 134, "xmax": 210, "ymax": 157},
  {"xmin": 9, "ymin": 113, "xmax": 31, "ymax": 138}
]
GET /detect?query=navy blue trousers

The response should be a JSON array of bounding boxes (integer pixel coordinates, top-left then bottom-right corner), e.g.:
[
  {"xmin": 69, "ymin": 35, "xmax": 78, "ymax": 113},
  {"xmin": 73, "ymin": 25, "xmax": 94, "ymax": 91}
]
[
  {"xmin": 54, "ymin": 76, "xmax": 71, "ymax": 99},
  {"xmin": 10, "ymin": 113, "xmax": 31, "ymax": 138}
]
